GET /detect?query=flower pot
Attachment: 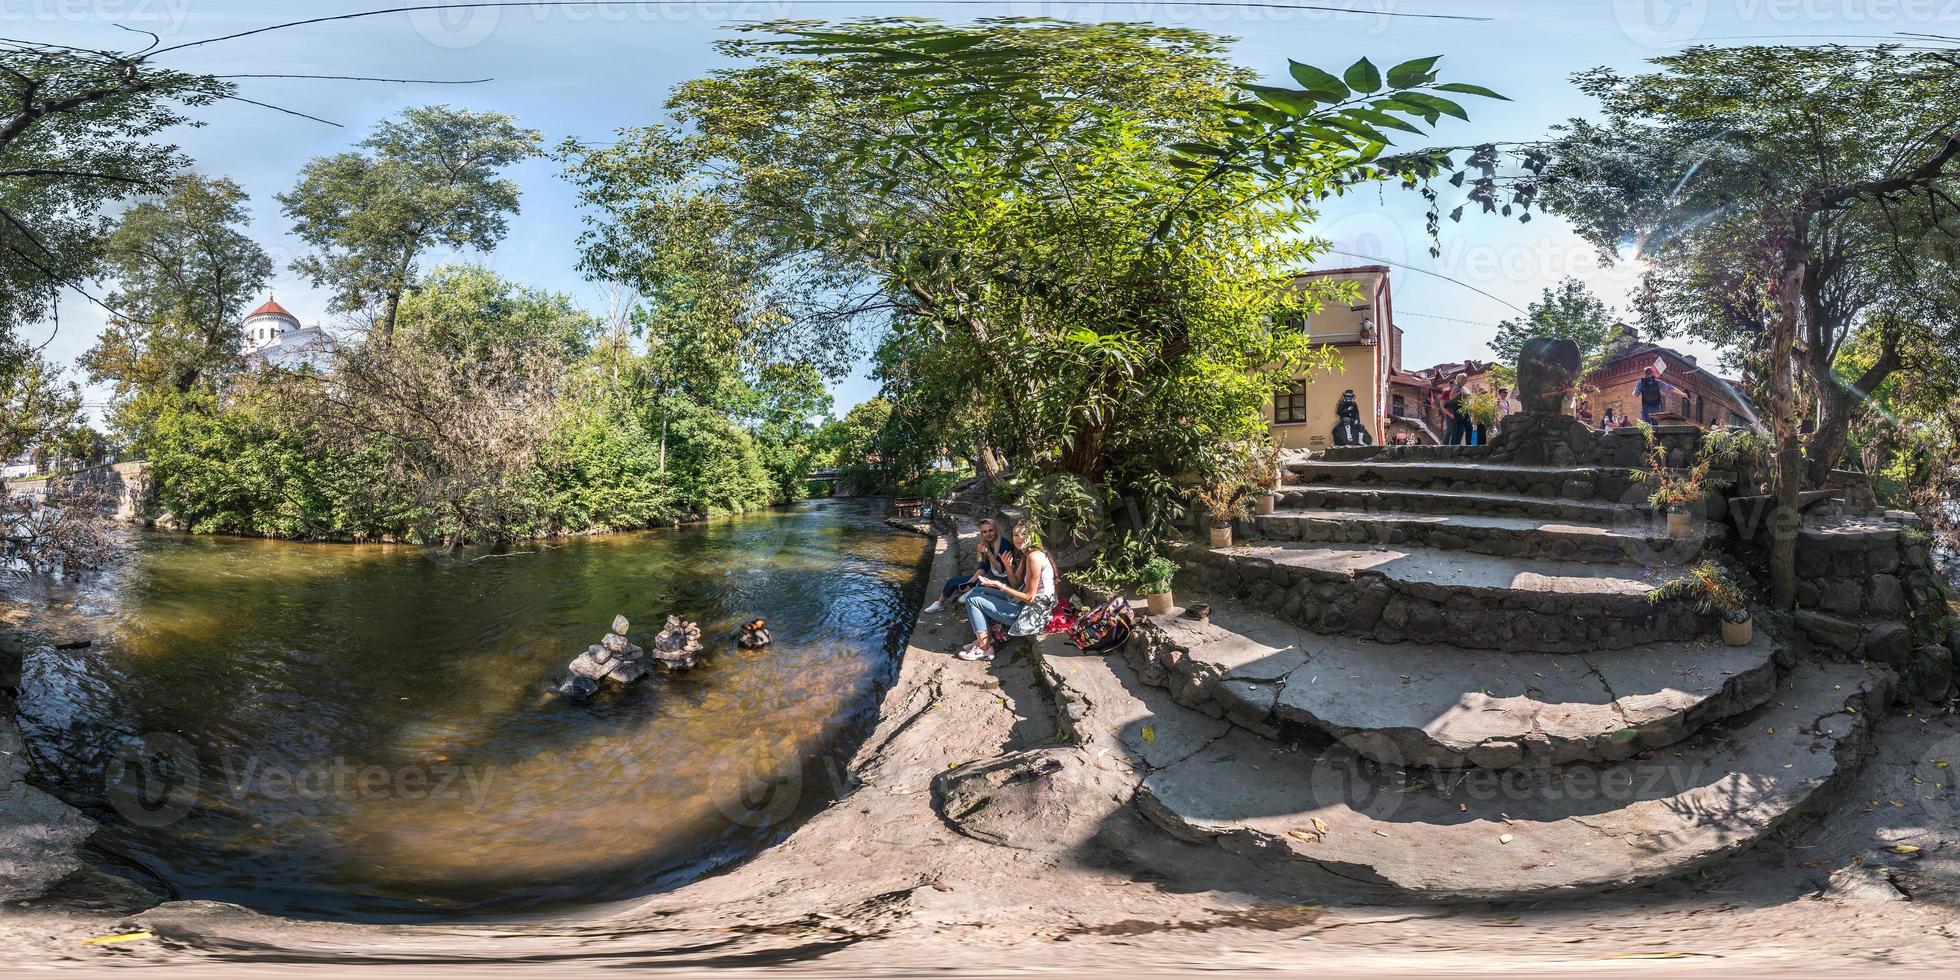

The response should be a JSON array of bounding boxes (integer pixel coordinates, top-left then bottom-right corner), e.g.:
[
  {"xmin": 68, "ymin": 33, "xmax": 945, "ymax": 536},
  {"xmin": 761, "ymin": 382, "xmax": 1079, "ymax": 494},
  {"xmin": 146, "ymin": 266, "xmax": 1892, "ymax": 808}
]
[
  {"xmin": 1253, "ymin": 493, "xmax": 1276, "ymax": 516},
  {"xmin": 1721, "ymin": 615, "xmax": 1752, "ymax": 647},
  {"xmin": 1207, "ymin": 524, "xmax": 1232, "ymax": 549},
  {"xmin": 1666, "ymin": 508, "xmax": 1694, "ymax": 539},
  {"xmin": 1143, "ymin": 591, "xmax": 1174, "ymax": 617}
]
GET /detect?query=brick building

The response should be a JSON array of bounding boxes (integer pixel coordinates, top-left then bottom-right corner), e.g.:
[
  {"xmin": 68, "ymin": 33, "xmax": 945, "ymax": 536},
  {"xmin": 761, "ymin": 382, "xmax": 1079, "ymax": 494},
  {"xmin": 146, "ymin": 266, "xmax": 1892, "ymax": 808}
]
[{"xmin": 1584, "ymin": 325, "xmax": 1757, "ymax": 429}]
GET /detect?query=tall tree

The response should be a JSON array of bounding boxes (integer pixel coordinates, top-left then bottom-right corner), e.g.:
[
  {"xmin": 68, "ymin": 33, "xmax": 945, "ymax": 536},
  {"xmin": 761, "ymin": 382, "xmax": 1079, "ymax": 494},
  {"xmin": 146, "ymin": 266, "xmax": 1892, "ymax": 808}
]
[
  {"xmin": 81, "ymin": 174, "xmax": 272, "ymax": 405},
  {"xmin": 0, "ymin": 41, "xmax": 228, "ymax": 331},
  {"xmin": 1487, "ymin": 277, "xmax": 1620, "ymax": 366},
  {"xmin": 280, "ymin": 105, "xmax": 541, "ymax": 341},
  {"xmin": 1539, "ymin": 45, "xmax": 1960, "ymax": 607},
  {"xmin": 564, "ymin": 20, "xmax": 1499, "ymax": 495}
]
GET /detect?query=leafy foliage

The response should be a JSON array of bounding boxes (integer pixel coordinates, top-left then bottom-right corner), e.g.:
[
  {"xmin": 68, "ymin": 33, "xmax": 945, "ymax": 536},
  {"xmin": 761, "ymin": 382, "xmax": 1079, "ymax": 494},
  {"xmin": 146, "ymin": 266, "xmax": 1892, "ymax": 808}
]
[
  {"xmin": 1486, "ymin": 277, "xmax": 1620, "ymax": 368},
  {"xmin": 280, "ymin": 105, "xmax": 542, "ymax": 340},
  {"xmin": 563, "ymin": 19, "xmax": 1501, "ymax": 569}
]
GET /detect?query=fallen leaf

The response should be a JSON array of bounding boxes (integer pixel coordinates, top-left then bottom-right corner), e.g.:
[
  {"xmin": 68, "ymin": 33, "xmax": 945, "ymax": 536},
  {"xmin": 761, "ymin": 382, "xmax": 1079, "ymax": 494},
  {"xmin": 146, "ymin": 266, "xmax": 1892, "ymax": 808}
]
[
  {"xmin": 81, "ymin": 932, "xmax": 154, "ymax": 946},
  {"xmin": 1311, "ymin": 817, "xmax": 1327, "ymax": 833},
  {"xmin": 1887, "ymin": 844, "xmax": 1922, "ymax": 854},
  {"xmin": 1499, "ymin": 833, "xmax": 1515, "ymax": 845},
  {"xmin": 1140, "ymin": 724, "xmax": 1156, "ymax": 744}
]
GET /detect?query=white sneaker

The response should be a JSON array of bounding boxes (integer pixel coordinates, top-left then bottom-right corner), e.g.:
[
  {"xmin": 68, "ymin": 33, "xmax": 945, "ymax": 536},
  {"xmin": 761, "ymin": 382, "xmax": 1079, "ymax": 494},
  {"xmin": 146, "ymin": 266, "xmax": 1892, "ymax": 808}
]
[
  {"xmin": 923, "ymin": 599, "xmax": 944, "ymax": 614},
  {"xmin": 956, "ymin": 645, "xmax": 994, "ymax": 662}
]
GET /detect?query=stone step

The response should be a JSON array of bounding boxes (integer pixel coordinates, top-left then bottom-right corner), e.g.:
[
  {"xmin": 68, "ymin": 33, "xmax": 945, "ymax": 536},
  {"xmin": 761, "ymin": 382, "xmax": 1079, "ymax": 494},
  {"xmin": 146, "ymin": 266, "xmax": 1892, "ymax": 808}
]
[
  {"xmin": 1133, "ymin": 658, "xmax": 1893, "ymax": 900},
  {"xmin": 1181, "ymin": 540, "xmax": 1711, "ymax": 652},
  {"xmin": 1123, "ymin": 595, "xmax": 1781, "ymax": 768},
  {"xmin": 1245, "ymin": 507, "xmax": 1702, "ymax": 565},
  {"xmin": 1279, "ymin": 484, "xmax": 1637, "ymax": 524},
  {"xmin": 1286, "ymin": 459, "xmax": 1642, "ymax": 502}
]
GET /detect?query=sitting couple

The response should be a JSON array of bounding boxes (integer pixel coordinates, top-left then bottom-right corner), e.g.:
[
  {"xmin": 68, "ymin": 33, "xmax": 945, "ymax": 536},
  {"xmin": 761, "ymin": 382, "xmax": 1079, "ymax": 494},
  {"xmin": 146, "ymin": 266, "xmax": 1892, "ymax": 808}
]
[{"xmin": 921, "ymin": 517, "xmax": 1056, "ymax": 663}]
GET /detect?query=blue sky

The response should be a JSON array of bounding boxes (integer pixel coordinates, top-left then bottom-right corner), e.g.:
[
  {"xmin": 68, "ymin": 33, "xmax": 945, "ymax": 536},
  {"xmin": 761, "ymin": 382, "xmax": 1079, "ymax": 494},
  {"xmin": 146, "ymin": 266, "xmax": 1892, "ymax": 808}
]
[{"xmin": 22, "ymin": 0, "xmax": 1948, "ymax": 420}]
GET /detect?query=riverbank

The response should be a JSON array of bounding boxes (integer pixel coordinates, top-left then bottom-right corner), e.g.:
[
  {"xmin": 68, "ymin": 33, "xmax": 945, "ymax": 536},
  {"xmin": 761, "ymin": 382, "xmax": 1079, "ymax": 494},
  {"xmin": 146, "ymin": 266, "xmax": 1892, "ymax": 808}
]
[{"xmin": 4, "ymin": 513, "xmax": 1960, "ymax": 974}]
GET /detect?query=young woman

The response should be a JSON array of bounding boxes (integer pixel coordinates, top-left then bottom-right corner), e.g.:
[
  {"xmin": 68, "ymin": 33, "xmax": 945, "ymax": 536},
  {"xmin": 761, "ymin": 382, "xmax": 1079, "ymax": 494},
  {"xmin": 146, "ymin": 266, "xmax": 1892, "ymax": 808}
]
[
  {"xmin": 923, "ymin": 518, "xmax": 1019, "ymax": 614},
  {"xmin": 955, "ymin": 519, "xmax": 1055, "ymax": 662}
]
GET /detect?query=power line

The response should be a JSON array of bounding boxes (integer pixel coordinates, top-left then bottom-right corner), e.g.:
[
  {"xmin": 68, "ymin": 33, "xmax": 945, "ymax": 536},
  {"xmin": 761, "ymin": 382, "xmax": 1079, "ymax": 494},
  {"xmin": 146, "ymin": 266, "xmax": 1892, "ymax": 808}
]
[
  {"xmin": 1398, "ymin": 310, "xmax": 1500, "ymax": 328},
  {"xmin": 150, "ymin": 2, "xmax": 1494, "ymax": 57},
  {"xmin": 1321, "ymin": 248, "xmax": 1529, "ymax": 314}
]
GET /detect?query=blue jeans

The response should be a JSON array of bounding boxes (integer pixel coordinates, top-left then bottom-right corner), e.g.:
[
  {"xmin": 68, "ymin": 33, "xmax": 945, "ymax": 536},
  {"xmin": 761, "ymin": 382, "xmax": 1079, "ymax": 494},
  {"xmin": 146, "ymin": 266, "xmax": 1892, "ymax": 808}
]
[
  {"xmin": 964, "ymin": 587, "xmax": 1025, "ymax": 636},
  {"xmin": 941, "ymin": 572, "xmax": 976, "ymax": 600},
  {"xmin": 1641, "ymin": 403, "xmax": 1660, "ymax": 424}
]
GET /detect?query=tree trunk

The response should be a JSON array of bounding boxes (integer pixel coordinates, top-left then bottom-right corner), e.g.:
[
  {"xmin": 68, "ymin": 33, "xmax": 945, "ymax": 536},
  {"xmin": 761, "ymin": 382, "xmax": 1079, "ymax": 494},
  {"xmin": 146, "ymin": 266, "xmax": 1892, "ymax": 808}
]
[
  {"xmin": 1802, "ymin": 335, "xmax": 1900, "ymax": 488},
  {"xmin": 1767, "ymin": 256, "xmax": 1805, "ymax": 610},
  {"xmin": 975, "ymin": 445, "xmax": 1004, "ymax": 480}
]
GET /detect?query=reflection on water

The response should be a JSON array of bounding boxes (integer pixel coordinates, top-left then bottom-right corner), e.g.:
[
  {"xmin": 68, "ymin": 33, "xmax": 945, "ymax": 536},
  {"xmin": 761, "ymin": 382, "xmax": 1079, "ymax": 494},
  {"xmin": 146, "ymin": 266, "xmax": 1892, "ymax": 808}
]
[{"xmin": 13, "ymin": 499, "xmax": 929, "ymax": 921}]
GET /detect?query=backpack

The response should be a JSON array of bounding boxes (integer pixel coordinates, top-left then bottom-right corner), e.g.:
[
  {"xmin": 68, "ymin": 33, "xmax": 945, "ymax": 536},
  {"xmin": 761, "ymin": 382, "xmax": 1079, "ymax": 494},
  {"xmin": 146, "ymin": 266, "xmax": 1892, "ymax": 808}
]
[{"xmin": 1067, "ymin": 595, "xmax": 1136, "ymax": 654}]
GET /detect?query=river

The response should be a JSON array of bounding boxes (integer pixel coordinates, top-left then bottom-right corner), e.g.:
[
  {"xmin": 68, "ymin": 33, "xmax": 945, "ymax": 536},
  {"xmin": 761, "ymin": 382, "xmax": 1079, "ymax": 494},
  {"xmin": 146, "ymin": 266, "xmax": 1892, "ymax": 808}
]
[{"xmin": 11, "ymin": 499, "xmax": 930, "ymax": 921}]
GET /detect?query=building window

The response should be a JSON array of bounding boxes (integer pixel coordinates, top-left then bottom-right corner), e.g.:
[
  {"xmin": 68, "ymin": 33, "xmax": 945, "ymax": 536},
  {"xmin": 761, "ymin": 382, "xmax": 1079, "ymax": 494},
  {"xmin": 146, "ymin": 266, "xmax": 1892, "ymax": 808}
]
[
  {"xmin": 1274, "ymin": 380, "xmax": 1308, "ymax": 424},
  {"xmin": 1680, "ymin": 395, "xmax": 1692, "ymax": 417},
  {"xmin": 1391, "ymin": 394, "xmax": 1406, "ymax": 417}
]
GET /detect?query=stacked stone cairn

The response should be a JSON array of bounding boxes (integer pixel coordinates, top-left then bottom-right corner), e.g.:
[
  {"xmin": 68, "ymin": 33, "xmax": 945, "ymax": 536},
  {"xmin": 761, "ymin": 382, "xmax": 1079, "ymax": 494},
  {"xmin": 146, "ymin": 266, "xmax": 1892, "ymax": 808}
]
[
  {"xmin": 558, "ymin": 614, "xmax": 654, "ymax": 699},
  {"xmin": 650, "ymin": 615, "xmax": 706, "ymax": 670}
]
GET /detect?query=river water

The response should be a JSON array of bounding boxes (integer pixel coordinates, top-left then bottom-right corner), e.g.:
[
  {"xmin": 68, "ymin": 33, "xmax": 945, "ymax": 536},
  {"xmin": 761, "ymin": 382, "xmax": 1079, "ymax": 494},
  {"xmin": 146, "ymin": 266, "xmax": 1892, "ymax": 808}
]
[{"xmin": 12, "ymin": 499, "xmax": 930, "ymax": 921}]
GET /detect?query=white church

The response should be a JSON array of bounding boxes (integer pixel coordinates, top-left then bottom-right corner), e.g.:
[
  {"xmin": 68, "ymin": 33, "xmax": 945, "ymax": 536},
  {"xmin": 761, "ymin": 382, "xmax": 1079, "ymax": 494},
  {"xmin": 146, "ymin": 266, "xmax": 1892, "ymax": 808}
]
[{"xmin": 240, "ymin": 297, "xmax": 330, "ymax": 370}]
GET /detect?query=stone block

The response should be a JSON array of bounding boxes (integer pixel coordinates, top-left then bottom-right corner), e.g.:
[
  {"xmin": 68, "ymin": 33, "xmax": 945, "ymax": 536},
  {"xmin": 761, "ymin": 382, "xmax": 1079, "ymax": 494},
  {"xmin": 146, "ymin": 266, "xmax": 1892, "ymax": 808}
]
[
  {"xmin": 1820, "ymin": 579, "xmax": 1864, "ymax": 614},
  {"xmin": 1910, "ymin": 644, "xmax": 1954, "ymax": 702},
  {"xmin": 1794, "ymin": 610, "xmax": 1863, "ymax": 653},
  {"xmin": 1869, "ymin": 575, "xmax": 1907, "ymax": 616},
  {"xmin": 1864, "ymin": 622, "xmax": 1913, "ymax": 667}
]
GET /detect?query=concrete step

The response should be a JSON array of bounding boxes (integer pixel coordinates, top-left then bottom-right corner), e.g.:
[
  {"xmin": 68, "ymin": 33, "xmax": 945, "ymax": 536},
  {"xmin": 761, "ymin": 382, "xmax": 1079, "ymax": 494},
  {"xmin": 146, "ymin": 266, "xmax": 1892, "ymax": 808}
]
[
  {"xmin": 1279, "ymin": 484, "xmax": 1638, "ymax": 524},
  {"xmin": 1181, "ymin": 540, "xmax": 1712, "ymax": 652},
  {"xmin": 1246, "ymin": 507, "xmax": 1703, "ymax": 565},
  {"xmin": 1133, "ymin": 659, "xmax": 1894, "ymax": 900},
  {"xmin": 1123, "ymin": 595, "xmax": 1781, "ymax": 769},
  {"xmin": 1286, "ymin": 459, "xmax": 1641, "ymax": 503}
]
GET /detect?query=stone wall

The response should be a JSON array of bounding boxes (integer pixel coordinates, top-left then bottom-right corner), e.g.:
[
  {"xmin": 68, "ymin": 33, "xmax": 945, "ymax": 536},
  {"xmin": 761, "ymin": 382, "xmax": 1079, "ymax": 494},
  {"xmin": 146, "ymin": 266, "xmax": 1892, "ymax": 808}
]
[
  {"xmin": 5, "ymin": 461, "xmax": 150, "ymax": 523},
  {"xmin": 1789, "ymin": 518, "xmax": 1956, "ymax": 702}
]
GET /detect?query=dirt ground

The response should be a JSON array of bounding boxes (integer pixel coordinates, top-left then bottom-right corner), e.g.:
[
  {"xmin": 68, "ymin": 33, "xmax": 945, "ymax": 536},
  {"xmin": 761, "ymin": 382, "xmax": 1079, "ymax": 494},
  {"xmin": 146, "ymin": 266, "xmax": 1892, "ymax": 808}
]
[{"xmin": 4, "ymin": 532, "xmax": 1960, "ymax": 978}]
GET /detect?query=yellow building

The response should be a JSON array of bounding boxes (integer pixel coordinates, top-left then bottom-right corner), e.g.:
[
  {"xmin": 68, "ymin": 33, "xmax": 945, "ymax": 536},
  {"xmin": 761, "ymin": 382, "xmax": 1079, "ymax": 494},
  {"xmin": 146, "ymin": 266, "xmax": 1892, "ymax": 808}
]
[{"xmin": 1266, "ymin": 266, "xmax": 1401, "ymax": 450}]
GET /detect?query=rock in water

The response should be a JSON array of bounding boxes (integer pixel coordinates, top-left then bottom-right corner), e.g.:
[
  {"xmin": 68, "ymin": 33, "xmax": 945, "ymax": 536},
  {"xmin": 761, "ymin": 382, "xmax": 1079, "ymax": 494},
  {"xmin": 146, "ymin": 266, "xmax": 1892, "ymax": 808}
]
[
  {"xmin": 558, "ymin": 613, "xmax": 655, "ymax": 698},
  {"xmin": 1517, "ymin": 336, "xmax": 1581, "ymax": 414},
  {"xmin": 651, "ymin": 615, "xmax": 705, "ymax": 670}
]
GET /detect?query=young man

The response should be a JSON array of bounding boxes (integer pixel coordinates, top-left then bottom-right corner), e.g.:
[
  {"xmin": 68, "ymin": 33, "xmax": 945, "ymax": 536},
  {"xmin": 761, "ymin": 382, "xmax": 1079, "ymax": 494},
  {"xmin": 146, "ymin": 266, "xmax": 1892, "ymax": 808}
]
[
  {"xmin": 1635, "ymin": 366, "xmax": 1681, "ymax": 424},
  {"xmin": 923, "ymin": 518, "xmax": 1019, "ymax": 613}
]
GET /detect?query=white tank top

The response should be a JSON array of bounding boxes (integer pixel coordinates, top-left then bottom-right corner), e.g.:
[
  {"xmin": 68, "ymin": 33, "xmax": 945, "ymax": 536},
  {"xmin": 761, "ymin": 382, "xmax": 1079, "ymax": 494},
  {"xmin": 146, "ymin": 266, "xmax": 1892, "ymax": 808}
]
[{"xmin": 1029, "ymin": 551, "xmax": 1055, "ymax": 601}]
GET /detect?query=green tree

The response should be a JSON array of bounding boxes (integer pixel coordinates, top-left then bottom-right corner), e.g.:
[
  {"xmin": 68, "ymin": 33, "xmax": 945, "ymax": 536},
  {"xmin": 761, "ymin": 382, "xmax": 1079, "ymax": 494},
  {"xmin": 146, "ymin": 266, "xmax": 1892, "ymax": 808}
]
[
  {"xmin": 1487, "ymin": 277, "xmax": 1620, "ymax": 366},
  {"xmin": 0, "ymin": 42, "xmax": 228, "ymax": 330},
  {"xmin": 564, "ymin": 20, "xmax": 1496, "ymax": 547},
  {"xmin": 82, "ymin": 174, "xmax": 272, "ymax": 436},
  {"xmin": 280, "ymin": 105, "xmax": 542, "ymax": 341},
  {"xmin": 1539, "ymin": 45, "xmax": 1960, "ymax": 607}
]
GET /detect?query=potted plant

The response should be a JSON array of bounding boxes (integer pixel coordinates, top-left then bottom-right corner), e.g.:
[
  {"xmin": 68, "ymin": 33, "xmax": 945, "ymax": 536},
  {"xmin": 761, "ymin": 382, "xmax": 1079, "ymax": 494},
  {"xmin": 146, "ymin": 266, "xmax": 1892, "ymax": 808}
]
[
  {"xmin": 1247, "ymin": 443, "xmax": 1282, "ymax": 516},
  {"xmin": 1189, "ymin": 477, "xmax": 1251, "ymax": 548},
  {"xmin": 1137, "ymin": 556, "xmax": 1178, "ymax": 616},
  {"xmin": 1647, "ymin": 560, "xmax": 1752, "ymax": 645},
  {"xmin": 1465, "ymin": 389, "xmax": 1500, "ymax": 444},
  {"xmin": 1633, "ymin": 440, "xmax": 1711, "ymax": 539}
]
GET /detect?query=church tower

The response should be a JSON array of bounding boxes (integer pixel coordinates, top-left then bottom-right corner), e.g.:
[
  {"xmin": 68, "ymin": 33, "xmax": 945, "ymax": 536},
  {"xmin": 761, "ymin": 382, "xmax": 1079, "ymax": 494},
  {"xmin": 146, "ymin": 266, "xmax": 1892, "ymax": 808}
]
[{"xmin": 242, "ymin": 297, "xmax": 299, "ymax": 354}]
